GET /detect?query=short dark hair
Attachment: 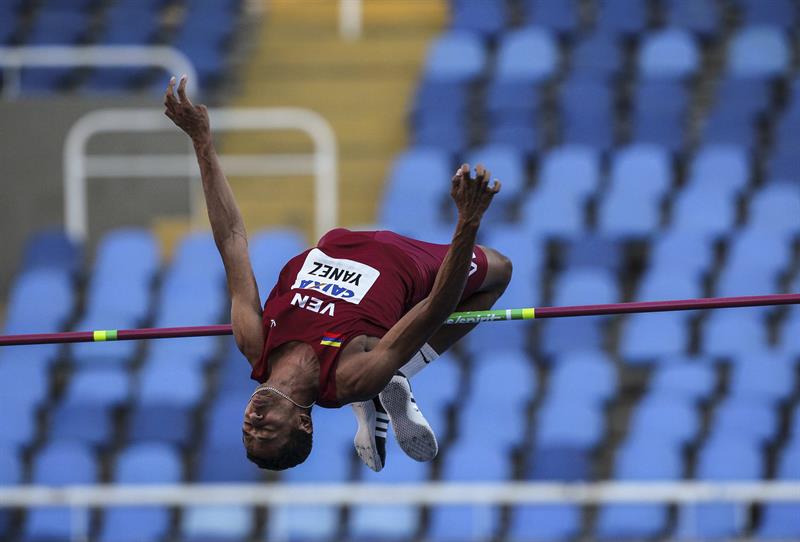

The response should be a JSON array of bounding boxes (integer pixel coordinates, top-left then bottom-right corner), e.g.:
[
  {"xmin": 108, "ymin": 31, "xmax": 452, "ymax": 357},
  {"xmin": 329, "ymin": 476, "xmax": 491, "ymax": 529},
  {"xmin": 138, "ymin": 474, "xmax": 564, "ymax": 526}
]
[{"xmin": 246, "ymin": 427, "xmax": 313, "ymax": 471}]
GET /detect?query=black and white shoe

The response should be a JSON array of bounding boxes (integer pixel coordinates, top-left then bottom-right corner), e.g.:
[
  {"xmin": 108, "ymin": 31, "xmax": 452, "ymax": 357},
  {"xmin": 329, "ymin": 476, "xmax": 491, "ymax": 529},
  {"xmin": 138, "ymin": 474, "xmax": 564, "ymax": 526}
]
[
  {"xmin": 351, "ymin": 397, "xmax": 389, "ymax": 472},
  {"xmin": 379, "ymin": 374, "xmax": 438, "ymax": 462}
]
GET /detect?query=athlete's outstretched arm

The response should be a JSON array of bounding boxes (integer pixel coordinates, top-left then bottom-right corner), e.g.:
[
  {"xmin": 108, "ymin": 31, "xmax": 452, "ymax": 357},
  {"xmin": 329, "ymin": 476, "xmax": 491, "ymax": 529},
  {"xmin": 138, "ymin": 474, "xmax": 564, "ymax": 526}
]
[
  {"xmin": 164, "ymin": 75, "xmax": 265, "ymax": 365},
  {"xmin": 338, "ymin": 164, "xmax": 501, "ymax": 401}
]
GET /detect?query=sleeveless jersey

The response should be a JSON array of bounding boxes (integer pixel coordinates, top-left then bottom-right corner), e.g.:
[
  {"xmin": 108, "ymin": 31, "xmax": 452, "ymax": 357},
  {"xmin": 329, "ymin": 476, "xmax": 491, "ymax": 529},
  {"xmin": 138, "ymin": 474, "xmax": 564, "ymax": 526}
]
[{"xmin": 250, "ymin": 228, "xmax": 487, "ymax": 408}]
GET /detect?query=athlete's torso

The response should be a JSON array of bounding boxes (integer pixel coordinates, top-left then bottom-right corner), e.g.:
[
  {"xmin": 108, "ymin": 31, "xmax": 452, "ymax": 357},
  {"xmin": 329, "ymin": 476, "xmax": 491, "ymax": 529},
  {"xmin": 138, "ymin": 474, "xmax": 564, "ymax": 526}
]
[{"xmin": 250, "ymin": 229, "xmax": 425, "ymax": 407}]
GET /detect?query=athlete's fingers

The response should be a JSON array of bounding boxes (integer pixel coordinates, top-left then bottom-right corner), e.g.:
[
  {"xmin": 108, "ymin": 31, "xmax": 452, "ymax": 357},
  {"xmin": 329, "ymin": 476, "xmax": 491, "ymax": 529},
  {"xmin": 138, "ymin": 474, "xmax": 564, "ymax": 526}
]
[
  {"xmin": 474, "ymin": 164, "xmax": 485, "ymax": 182},
  {"xmin": 165, "ymin": 76, "xmax": 177, "ymax": 107},
  {"xmin": 177, "ymin": 74, "xmax": 192, "ymax": 106},
  {"xmin": 489, "ymin": 179, "xmax": 502, "ymax": 193}
]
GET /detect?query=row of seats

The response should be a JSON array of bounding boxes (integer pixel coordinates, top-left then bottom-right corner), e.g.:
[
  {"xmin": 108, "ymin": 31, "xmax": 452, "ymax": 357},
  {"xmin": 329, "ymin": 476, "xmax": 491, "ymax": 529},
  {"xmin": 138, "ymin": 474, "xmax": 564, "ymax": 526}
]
[{"xmin": 0, "ymin": 0, "xmax": 242, "ymax": 91}]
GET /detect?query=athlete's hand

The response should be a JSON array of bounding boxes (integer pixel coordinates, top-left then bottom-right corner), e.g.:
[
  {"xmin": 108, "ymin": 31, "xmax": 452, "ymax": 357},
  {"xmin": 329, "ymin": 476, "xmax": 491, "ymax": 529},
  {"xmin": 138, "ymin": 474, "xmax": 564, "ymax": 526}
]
[
  {"xmin": 164, "ymin": 75, "xmax": 210, "ymax": 144},
  {"xmin": 450, "ymin": 163, "xmax": 501, "ymax": 224}
]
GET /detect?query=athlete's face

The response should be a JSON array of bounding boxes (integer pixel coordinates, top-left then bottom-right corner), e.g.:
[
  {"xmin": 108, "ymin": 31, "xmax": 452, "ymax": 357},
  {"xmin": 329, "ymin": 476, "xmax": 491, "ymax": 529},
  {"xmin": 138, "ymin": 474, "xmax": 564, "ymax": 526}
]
[{"xmin": 242, "ymin": 388, "xmax": 313, "ymax": 469}]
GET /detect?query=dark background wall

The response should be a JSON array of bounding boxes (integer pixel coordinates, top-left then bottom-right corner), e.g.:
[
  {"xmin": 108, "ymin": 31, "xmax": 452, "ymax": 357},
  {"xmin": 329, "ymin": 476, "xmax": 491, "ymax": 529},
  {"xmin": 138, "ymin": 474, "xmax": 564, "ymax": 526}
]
[{"xmin": 0, "ymin": 97, "xmax": 192, "ymax": 301}]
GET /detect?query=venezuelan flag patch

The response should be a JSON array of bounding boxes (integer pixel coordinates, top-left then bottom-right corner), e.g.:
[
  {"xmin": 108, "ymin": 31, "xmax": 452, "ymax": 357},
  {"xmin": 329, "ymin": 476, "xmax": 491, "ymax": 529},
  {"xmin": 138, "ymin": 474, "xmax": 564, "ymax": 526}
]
[{"xmin": 320, "ymin": 332, "xmax": 344, "ymax": 348}]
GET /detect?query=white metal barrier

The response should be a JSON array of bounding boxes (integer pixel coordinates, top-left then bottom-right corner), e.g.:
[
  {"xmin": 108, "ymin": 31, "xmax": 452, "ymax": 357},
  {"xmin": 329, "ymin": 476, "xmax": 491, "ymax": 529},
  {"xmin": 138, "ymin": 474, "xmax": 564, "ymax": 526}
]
[
  {"xmin": 1, "ymin": 482, "xmax": 799, "ymax": 506},
  {"xmin": 0, "ymin": 46, "xmax": 198, "ymax": 99},
  {"xmin": 63, "ymin": 108, "xmax": 338, "ymax": 242}
]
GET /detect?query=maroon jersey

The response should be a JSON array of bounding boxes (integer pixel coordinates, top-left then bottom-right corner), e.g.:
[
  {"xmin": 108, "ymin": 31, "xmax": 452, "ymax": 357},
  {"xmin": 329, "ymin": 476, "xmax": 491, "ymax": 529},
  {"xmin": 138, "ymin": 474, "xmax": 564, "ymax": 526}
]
[{"xmin": 251, "ymin": 229, "xmax": 487, "ymax": 407}]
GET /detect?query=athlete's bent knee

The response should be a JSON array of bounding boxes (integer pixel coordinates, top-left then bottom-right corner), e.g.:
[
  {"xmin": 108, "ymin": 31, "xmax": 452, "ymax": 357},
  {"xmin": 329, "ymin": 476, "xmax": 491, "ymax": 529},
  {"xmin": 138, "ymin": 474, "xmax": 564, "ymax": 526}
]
[{"xmin": 481, "ymin": 246, "xmax": 513, "ymax": 292}]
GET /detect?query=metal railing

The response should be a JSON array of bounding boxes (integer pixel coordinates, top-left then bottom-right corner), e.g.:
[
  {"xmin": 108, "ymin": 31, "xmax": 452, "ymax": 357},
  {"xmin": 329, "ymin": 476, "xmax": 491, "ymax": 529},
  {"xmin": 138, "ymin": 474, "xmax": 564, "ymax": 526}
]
[{"xmin": 63, "ymin": 107, "xmax": 338, "ymax": 242}]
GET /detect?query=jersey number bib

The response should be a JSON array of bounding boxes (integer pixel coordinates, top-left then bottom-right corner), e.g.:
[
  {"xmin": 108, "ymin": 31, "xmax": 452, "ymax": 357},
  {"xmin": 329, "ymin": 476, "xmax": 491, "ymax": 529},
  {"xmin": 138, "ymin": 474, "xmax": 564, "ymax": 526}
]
[{"xmin": 291, "ymin": 248, "xmax": 381, "ymax": 304}]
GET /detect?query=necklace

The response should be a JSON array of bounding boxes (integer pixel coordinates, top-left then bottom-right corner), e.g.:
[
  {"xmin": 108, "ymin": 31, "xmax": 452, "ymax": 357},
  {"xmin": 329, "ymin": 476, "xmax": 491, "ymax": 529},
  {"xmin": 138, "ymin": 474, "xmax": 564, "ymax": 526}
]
[{"xmin": 251, "ymin": 384, "xmax": 314, "ymax": 410}]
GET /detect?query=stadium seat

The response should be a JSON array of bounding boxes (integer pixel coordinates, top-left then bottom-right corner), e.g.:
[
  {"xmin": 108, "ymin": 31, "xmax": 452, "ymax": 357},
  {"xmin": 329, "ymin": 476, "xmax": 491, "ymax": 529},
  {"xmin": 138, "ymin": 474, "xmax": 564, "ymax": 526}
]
[
  {"xmin": 537, "ymin": 398, "xmax": 604, "ymax": 449},
  {"xmin": 23, "ymin": 441, "xmax": 96, "ymax": 542},
  {"xmin": 0, "ymin": 396, "xmax": 35, "ymax": 449},
  {"xmin": 5, "ymin": 269, "xmax": 74, "ymax": 333},
  {"xmin": 725, "ymin": 228, "xmax": 792, "ymax": 276},
  {"xmin": 639, "ymin": 28, "xmax": 699, "ymax": 79},
  {"xmin": 521, "ymin": 0, "xmax": 579, "ymax": 36},
  {"xmin": 670, "ymin": 186, "xmax": 737, "ymax": 238},
  {"xmin": 49, "ymin": 403, "xmax": 114, "ymax": 447},
  {"xmin": 649, "ymin": 231, "xmax": 715, "ymax": 277},
  {"xmin": 520, "ymin": 189, "xmax": 585, "ymax": 237},
  {"xmin": 528, "ymin": 445, "xmax": 590, "ymax": 481},
  {"xmin": 349, "ymin": 438, "xmax": 427, "ymax": 541},
  {"xmin": 70, "ymin": 314, "xmax": 140, "ymax": 366},
  {"xmin": 182, "ymin": 505, "xmax": 253, "ymax": 542},
  {"xmin": 0, "ymin": 445, "xmax": 21, "ymax": 538},
  {"xmin": 196, "ymin": 444, "xmax": 262, "ymax": 483},
  {"xmin": 596, "ymin": 440, "xmax": 682, "ymax": 539},
  {"xmin": 632, "ymin": 109, "xmax": 686, "ymax": 151},
  {"xmin": 508, "ymin": 504, "xmax": 581, "ymax": 541},
  {"xmin": 571, "ymin": 31, "xmax": 622, "ymax": 78},
  {"xmin": 450, "ymin": 0, "xmax": 507, "ymax": 37},
  {"xmin": 496, "ymin": 28, "xmax": 559, "ymax": 83},
  {"xmin": 619, "ymin": 312, "xmax": 689, "ymax": 362},
  {"xmin": 595, "ymin": 0, "xmax": 648, "ymax": 35},
  {"xmin": 609, "ymin": 144, "xmax": 671, "ymax": 198},
  {"xmin": 62, "ymin": 366, "xmax": 131, "ymax": 409},
  {"xmin": 649, "ymin": 360, "xmax": 716, "ymax": 402},
  {"xmin": 637, "ymin": 267, "xmax": 703, "ymax": 301},
  {"xmin": 727, "ymin": 351, "xmax": 794, "ymax": 402},
  {"xmin": 735, "ymin": 0, "xmax": 797, "ymax": 29},
  {"xmin": 727, "ymin": 26, "xmax": 789, "ymax": 78},
  {"xmin": 676, "ymin": 436, "xmax": 763, "ymax": 540},
  {"xmin": 0, "ymin": 355, "xmax": 51, "ymax": 409},
  {"xmin": 98, "ymin": 443, "xmax": 183, "ymax": 542},
  {"xmin": 664, "ymin": 0, "xmax": 719, "ymax": 37},
  {"xmin": 627, "ymin": 395, "xmax": 699, "ymax": 447},
  {"xmin": 424, "ymin": 31, "xmax": 487, "ymax": 82},
  {"xmin": 409, "ymin": 352, "xmax": 460, "ymax": 418},
  {"xmin": 560, "ymin": 235, "xmax": 622, "ymax": 272},
  {"xmin": 702, "ymin": 311, "xmax": 768, "ymax": 358},
  {"xmin": 552, "ymin": 269, "xmax": 618, "ymax": 306},
  {"xmin": 21, "ymin": 228, "xmax": 82, "ymax": 275},
  {"xmin": 688, "ymin": 144, "xmax": 750, "ymax": 195},
  {"xmin": 756, "ymin": 441, "xmax": 800, "ymax": 539},
  {"xmin": 470, "ymin": 349, "xmax": 536, "ymax": 405},
  {"xmin": 485, "ymin": 79, "xmax": 541, "ymax": 122},
  {"xmin": 538, "ymin": 145, "xmax": 600, "ymax": 201},
  {"xmin": 250, "ymin": 229, "xmax": 307, "ymax": 298},
  {"xmin": 548, "ymin": 350, "xmax": 616, "ymax": 406},
  {"xmin": 597, "ymin": 186, "xmax": 661, "ymax": 237},
  {"xmin": 709, "ymin": 396, "xmax": 778, "ymax": 444},
  {"xmin": 539, "ymin": 317, "xmax": 605, "ymax": 357},
  {"xmin": 267, "ymin": 504, "xmax": 340, "ymax": 541},
  {"xmin": 768, "ymin": 147, "xmax": 800, "ymax": 183}
]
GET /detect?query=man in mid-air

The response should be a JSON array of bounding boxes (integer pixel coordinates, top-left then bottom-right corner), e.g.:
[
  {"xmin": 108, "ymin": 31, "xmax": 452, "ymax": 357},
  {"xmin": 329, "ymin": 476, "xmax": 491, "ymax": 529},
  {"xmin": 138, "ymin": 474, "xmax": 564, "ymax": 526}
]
[{"xmin": 164, "ymin": 75, "xmax": 512, "ymax": 471}]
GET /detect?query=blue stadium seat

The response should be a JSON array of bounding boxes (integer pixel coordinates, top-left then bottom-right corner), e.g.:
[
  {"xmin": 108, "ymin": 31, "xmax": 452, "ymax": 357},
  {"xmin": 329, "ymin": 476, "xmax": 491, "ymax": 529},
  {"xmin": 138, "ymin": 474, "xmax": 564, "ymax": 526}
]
[
  {"xmin": 409, "ymin": 352, "xmax": 459, "ymax": 417},
  {"xmin": 597, "ymin": 186, "xmax": 661, "ymax": 236},
  {"xmin": 728, "ymin": 351, "xmax": 794, "ymax": 403},
  {"xmin": 249, "ymin": 228, "xmax": 306, "ymax": 302},
  {"xmin": 715, "ymin": 77, "xmax": 772, "ymax": 118},
  {"xmin": 459, "ymin": 398, "xmax": 528, "ymax": 450},
  {"xmin": 412, "ymin": 78, "xmax": 469, "ymax": 122},
  {"xmin": 23, "ymin": 441, "xmax": 96, "ymax": 542},
  {"xmin": 5, "ymin": 269, "xmax": 74, "ymax": 333},
  {"xmin": 703, "ymin": 311, "xmax": 768, "ymax": 358},
  {"xmin": 595, "ymin": 0, "xmax": 648, "ymax": 35},
  {"xmin": 349, "ymin": 438, "xmax": 427, "ymax": 541},
  {"xmin": 0, "ymin": 445, "xmax": 21, "ymax": 538},
  {"xmin": 726, "ymin": 228, "xmax": 792, "ymax": 276},
  {"xmin": 710, "ymin": 396, "xmax": 778, "ymax": 444},
  {"xmin": 632, "ymin": 109, "xmax": 686, "ymax": 151},
  {"xmin": 537, "ymin": 397, "xmax": 604, "ymax": 449},
  {"xmin": 735, "ymin": 0, "xmax": 797, "ymax": 29},
  {"xmin": 609, "ymin": 144, "xmax": 671, "ymax": 198},
  {"xmin": 688, "ymin": 144, "xmax": 749, "ymax": 195},
  {"xmin": 50, "ymin": 403, "xmax": 114, "ymax": 446},
  {"xmin": 560, "ymin": 235, "xmax": 622, "ymax": 271},
  {"xmin": 450, "ymin": 0, "xmax": 507, "ymax": 37},
  {"xmin": 0, "ymin": 6, "xmax": 19, "ymax": 45},
  {"xmin": 380, "ymin": 148, "xmax": 452, "ymax": 233},
  {"xmin": 619, "ymin": 312, "xmax": 689, "ymax": 362},
  {"xmin": 182, "ymin": 505, "xmax": 253, "ymax": 542},
  {"xmin": 627, "ymin": 395, "xmax": 699, "ymax": 447},
  {"xmin": 638, "ymin": 28, "xmax": 699, "ymax": 79},
  {"xmin": 22, "ymin": 10, "xmax": 88, "ymax": 91},
  {"xmin": 635, "ymin": 79, "xmax": 689, "ymax": 116},
  {"xmin": 538, "ymin": 145, "xmax": 600, "ymax": 201},
  {"xmin": 485, "ymin": 79, "xmax": 541, "ymax": 121},
  {"xmin": 496, "ymin": 27, "xmax": 558, "ymax": 83},
  {"xmin": 521, "ymin": 0, "xmax": 579, "ymax": 35},
  {"xmin": 62, "ymin": 366, "xmax": 131, "ymax": 409},
  {"xmin": 424, "ymin": 31, "xmax": 487, "ymax": 82},
  {"xmin": 429, "ymin": 442, "xmax": 505, "ymax": 541},
  {"xmin": 756, "ymin": 441, "xmax": 800, "ymax": 539},
  {"xmin": 470, "ymin": 349, "xmax": 536, "ymax": 406},
  {"xmin": 715, "ymin": 265, "xmax": 780, "ymax": 299},
  {"xmin": 508, "ymin": 504, "xmax": 580, "ymax": 541},
  {"xmin": 0, "ymin": 357, "xmax": 49, "ymax": 410},
  {"xmin": 596, "ymin": 440, "xmax": 682, "ymax": 539},
  {"xmin": 520, "ymin": 189, "xmax": 585, "ymax": 237},
  {"xmin": 727, "ymin": 26, "xmax": 789, "ymax": 78},
  {"xmin": 171, "ymin": 231, "xmax": 225, "ymax": 282},
  {"xmin": 21, "ymin": 229, "xmax": 82, "ymax": 275},
  {"xmin": 701, "ymin": 108, "xmax": 758, "ymax": 148},
  {"xmin": 267, "ymin": 504, "xmax": 340, "ymax": 542},
  {"xmin": 99, "ymin": 443, "xmax": 183, "ymax": 542},
  {"xmin": 571, "ymin": 32, "xmax": 622, "ymax": 78},
  {"xmin": 539, "ymin": 317, "xmax": 605, "ymax": 357},
  {"xmin": 637, "ymin": 266, "xmax": 703, "ymax": 301},
  {"xmin": 560, "ymin": 77, "xmax": 615, "ymax": 150},
  {"xmin": 486, "ymin": 118, "xmax": 540, "ymax": 154},
  {"xmin": 649, "ymin": 359, "xmax": 716, "ymax": 402},
  {"xmin": 552, "ymin": 268, "xmax": 618, "ymax": 306},
  {"xmin": 92, "ymin": 228, "xmax": 159, "ymax": 285},
  {"xmin": 196, "ymin": 444, "xmax": 262, "ymax": 483},
  {"xmin": 670, "ymin": 186, "xmax": 737, "ymax": 238},
  {"xmin": 768, "ymin": 148, "xmax": 799, "ymax": 183},
  {"xmin": 70, "ymin": 314, "xmax": 139, "ymax": 366},
  {"xmin": 649, "ymin": 231, "xmax": 714, "ymax": 277},
  {"xmin": 548, "ymin": 350, "xmax": 616, "ymax": 406},
  {"xmin": 528, "ymin": 445, "xmax": 590, "ymax": 481},
  {"xmin": 676, "ymin": 436, "xmax": 762, "ymax": 540},
  {"xmin": 204, "ymin": 392, "xmax": 249, "ymax": 449},
  {"xmin": 0, "ymin": 397, "xmax": 36, "ymax": 449},
  {"xmin": 664, "ymin": 0, "xmax": 719, "ymax": 37}
]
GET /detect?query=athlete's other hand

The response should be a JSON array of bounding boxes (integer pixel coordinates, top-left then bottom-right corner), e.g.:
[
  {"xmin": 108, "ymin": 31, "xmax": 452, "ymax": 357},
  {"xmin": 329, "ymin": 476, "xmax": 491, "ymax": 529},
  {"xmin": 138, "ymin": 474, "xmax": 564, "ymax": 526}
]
[
  {"xmin": 164, "ymin": 75, "xmax": 210, "ymax": 144},
  {"xmin": 450, "ymin": 163, "xmax": 501, "ymax": 225}
]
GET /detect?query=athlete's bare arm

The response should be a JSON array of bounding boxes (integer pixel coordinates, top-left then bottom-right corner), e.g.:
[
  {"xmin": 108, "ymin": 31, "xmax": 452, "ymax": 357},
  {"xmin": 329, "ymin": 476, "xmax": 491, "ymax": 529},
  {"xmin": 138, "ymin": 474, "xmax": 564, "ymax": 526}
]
[
  {"xmin": 164, "ymin": 76, "xmax": 265, "ymax": 365},
  {"xmin": 337, "ymin": 164, "xmax": 501, "ymax": 402}
]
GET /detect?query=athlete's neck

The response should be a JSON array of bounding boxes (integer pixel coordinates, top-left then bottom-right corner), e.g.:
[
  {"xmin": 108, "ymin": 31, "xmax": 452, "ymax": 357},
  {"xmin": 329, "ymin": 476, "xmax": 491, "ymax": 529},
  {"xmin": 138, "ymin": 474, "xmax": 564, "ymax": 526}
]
[{"xmin": 266, "ymin": 341, "xmax": 320, "ymax": 406}]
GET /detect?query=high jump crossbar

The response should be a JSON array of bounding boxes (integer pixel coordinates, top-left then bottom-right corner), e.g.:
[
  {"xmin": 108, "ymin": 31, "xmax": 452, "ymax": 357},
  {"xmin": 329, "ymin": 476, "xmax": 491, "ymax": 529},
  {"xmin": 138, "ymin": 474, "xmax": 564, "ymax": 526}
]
[{"xmin": 1, "ymin": 293, "xmax": 798, "ymax": 347}]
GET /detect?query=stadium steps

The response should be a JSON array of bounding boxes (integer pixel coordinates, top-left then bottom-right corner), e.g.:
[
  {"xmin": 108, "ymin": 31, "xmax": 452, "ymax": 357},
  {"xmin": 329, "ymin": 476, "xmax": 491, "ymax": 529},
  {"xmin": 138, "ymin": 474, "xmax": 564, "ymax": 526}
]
[{"xmin": 214, "ymin": 0, "xmax": 447, "ymax": 241}]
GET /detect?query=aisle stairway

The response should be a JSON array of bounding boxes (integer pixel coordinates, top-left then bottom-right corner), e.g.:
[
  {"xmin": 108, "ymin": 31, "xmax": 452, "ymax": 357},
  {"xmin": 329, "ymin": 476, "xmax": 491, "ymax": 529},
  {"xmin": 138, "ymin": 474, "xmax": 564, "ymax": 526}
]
[{"xmin": 212, "ymin": 0, "xmax": 446, "ymax": 243}]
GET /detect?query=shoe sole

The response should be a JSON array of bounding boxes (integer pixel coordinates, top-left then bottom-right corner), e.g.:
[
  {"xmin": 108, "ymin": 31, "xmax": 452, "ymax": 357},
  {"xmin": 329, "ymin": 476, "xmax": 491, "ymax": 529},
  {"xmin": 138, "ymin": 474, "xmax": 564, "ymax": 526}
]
[
  {"xmin": 351, "ymin": 401, "xmax": 384, "ymax": 472},
  {"xmin": 380, "ymin": 378, "xmax": 438, "ymax": 462}
]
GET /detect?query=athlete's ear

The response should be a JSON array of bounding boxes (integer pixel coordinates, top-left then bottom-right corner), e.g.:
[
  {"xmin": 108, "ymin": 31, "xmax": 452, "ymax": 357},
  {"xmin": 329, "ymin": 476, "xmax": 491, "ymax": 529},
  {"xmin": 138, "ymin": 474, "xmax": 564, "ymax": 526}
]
[{"xmin": 298, "ymin": 412, "xmax": 312, "ymax": 434}]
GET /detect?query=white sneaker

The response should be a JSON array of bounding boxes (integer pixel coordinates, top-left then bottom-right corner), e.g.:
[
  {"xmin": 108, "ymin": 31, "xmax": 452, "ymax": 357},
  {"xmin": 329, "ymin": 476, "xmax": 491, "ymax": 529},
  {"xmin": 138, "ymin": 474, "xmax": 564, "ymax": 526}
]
[
  {"xmin": 379, "ymin": 374, "xmax": 438, "ymax": 462},
  {"xmin": 351, "ymin": 397, "xmax": 389, "ymax": 472}
]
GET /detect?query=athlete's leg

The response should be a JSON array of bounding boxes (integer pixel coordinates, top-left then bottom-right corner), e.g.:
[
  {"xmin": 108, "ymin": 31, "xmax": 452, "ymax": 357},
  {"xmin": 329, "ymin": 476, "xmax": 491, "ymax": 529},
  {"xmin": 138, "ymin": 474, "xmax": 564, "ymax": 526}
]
[{"xmin": 426, "ymin": 245, "xmax": 513, "ymax": 354}]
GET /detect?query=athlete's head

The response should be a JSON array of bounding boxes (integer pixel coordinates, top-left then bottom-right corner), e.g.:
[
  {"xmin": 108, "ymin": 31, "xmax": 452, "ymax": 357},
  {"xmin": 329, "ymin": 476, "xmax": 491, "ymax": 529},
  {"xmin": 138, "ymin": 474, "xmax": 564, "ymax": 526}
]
[{"xmin": 242, "ymin": 383, "xmax": 313, "ymax": 470}]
